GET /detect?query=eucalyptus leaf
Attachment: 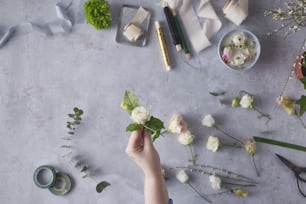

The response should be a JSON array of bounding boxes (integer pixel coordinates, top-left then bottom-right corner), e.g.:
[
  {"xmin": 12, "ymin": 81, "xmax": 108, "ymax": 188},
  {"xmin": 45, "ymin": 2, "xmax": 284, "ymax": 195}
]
[
  {"xmin": 96, "ymin": 181, "xmax": 111, "ymax": 193},
  {"xmin": 300, "ymin": 78, "xmax": 306, "ymax": 90},
  {"xmin": 209, "ymin": 91, "xmax": 226, "ymax": 96}
]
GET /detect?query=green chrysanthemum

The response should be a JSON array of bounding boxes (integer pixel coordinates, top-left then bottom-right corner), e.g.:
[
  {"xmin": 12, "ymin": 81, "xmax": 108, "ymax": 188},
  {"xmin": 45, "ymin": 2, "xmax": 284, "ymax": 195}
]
[{"xmin": 84, "ymin": 0, "xmax": 112, "ymax": 30}]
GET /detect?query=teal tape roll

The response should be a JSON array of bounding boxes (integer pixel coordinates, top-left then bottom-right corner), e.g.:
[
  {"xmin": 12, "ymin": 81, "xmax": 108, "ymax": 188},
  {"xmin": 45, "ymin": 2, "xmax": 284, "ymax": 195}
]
[
  {"xmin": 49, "ymin": 172, "xmax": 72, "ymax": 195},
  {"xmin": 33, "ymin": 165, "xmax": 57, "ymax": 188}
]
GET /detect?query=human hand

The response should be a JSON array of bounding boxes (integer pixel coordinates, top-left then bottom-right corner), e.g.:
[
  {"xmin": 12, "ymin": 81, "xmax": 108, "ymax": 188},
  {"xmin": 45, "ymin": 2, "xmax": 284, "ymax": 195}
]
[{"xmin": 125, "ymin": 129, "xmax": 162, "ymax": 178}]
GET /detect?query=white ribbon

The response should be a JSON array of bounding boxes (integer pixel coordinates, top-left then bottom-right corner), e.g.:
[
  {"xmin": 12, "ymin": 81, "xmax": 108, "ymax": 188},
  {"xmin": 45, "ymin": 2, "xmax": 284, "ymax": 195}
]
[
  {"xmin": 0, "ymin": 1, "xmax": 72, "ymax": 49},
  {"xmin": 223, "ymin": 0, "xmax": 249, "ymax": 26},
  {"xmin": 176, "ymin": 0, "xmax": 222, "ymax": 53}
]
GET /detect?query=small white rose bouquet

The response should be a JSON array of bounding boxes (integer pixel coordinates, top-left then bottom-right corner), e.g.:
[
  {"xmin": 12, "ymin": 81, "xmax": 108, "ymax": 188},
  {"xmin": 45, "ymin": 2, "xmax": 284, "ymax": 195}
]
[
  {"xmin": 231, "ymin": 90, "xmax": 271, "ymax": 121},
  {"xmin": 202, "ymin": 114, "xmax": 260, "ymax": 176},
  {"xmin": 168, "ymin": 114, "xmax": 197, "ymax": 165},
  {"xmin": 121, "ymin": 90, "xmax": 165, "ymax": 142},
  {"xmin": 276, "ymin": 96, "xmax": 306, "ymax": 130}
]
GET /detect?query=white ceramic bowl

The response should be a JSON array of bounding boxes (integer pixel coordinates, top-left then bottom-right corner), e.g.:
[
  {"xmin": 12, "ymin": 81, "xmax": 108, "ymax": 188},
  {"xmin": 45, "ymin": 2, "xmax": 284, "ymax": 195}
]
[{"xmin": 218, "ymin": 29, "xmax": 261, "ymax": 71}]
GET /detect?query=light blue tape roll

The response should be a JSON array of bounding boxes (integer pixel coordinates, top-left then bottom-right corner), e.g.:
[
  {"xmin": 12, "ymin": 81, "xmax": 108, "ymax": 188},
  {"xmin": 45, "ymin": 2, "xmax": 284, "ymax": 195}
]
[
  {"xmin": 0, "ymin": 0, "xmax": 72, "ymax": 49},
  {"xmin": 33, "ymin": 165, "xmax": 57, "ymax": 189},
  {"xmin": 48, "ymin": 172, "xmax": 72, "ymax": 195}
]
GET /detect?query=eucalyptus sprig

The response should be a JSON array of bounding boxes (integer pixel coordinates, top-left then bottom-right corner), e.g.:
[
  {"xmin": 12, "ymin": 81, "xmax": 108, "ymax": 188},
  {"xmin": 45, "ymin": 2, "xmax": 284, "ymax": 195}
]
[
  {"xmin": 62, "ymin": 107, "xmax": 110, "ymax": 193},
  {"xmin": 67, "ymin": 107, "xmax": 84, "ymax": 135},
  {"xmin": 121, "ymin": 90, "xmax": 165, "ymax": 142}
]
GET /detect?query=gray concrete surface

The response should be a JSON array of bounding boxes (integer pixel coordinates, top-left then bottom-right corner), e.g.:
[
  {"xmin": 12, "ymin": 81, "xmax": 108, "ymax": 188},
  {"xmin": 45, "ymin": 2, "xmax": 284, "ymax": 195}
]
[{"xmin": 1, "ymin": 0, "xmax": 306, "ymax": 203}]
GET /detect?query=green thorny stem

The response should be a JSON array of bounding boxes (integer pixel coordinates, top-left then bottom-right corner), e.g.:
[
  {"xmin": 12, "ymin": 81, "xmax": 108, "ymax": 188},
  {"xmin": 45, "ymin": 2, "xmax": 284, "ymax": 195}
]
[
  {"xmin": 215, "ymin": 126, "xmax": 244, "ymax": 146},
  {"xmin": 251, "ymin": 155, "xmax": 259, "ymax": 177},
  {"xmin": 188, "ymin": 144, "xmax": 197, "ymax": 165},
  {"xmin": 187, "ymin": 182, "xmax": 212, "ymax": 203}
]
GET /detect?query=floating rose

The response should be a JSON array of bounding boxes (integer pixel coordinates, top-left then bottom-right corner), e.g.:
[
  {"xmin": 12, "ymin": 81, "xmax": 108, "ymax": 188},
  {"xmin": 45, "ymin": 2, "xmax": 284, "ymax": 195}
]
[{"xmin": 221, "ymin": 47, "xmax": 233, "ymax": 62}]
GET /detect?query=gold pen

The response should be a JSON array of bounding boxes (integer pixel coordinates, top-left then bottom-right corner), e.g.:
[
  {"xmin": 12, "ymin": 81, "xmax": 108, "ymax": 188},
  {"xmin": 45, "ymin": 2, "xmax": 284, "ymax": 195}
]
[{"xmin": 155, "ymin": 21, "xmax": 171, "ymax": 71}]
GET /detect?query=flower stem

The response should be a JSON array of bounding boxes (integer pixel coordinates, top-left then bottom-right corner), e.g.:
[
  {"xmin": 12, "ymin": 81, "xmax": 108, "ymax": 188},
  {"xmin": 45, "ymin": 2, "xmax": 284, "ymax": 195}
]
[
  {"xmin": 188, "ymin": 182, "xmax": 212, "ymax": 203},
  {"xmin": 295, "ymin": 115, "xmax": 306, "ymax": 131},
  {"xmin": 222, "ymin": 181, "xmax": 256, "ymax": 187},
  {"xmin": 251, "ymin": 155, "xmax": 259, "ymax": 176},
  {"xmin": 215, "ymin": 126, "xmax": 244, "ymax": 145},
  {"xmin": 221, "ymin": 143, "xmax": 242, "ymax": 148},
  {"xmin": 253, "ymin": 106, "xmax": 271, "ymax": 121},
  {"xmin": 143, "ymin": 124, "xmax": 155, "ymax": 133},
  {"xmin": 188, "ymin": 144, "xmax": 197, "ymax": 165}
]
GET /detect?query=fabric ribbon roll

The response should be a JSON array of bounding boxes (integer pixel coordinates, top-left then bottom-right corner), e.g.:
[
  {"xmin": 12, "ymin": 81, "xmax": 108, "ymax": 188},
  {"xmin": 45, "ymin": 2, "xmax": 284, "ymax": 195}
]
[
  {"xmin": 175, "ymin": 0, "xmax": 222, "ymax": 53},
  {"xmin": 123, "ymin": 7, "xmax": 149, "ymax": 42},
  {"xmin": 223, "ymin": 0, "xmax": 249, "ymax": 26},
  {"xmin": 0, "ymin": 0, "xmax": 72, "ymax": 49}
]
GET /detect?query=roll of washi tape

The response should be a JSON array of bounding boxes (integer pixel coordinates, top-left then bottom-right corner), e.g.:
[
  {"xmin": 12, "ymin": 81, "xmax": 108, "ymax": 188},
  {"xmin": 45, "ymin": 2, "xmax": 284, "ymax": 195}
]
[
  {"xmin": 49, "ymin": 172, "xmax": 72, "ymax": 195},
  {"xmin": 33, "ymin": 165, "xmax": 57, "ymax": 188}
]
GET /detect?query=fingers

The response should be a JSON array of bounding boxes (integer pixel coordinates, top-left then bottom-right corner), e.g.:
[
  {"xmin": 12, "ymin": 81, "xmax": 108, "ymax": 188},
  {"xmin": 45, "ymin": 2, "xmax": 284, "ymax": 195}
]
[
  {"xmin": 125, "ymin": 129, "xmax": 144, "ymax": 156},
  {"xmin": 143, "ymin": 129, "xmax": 154, "ymax": 148}
]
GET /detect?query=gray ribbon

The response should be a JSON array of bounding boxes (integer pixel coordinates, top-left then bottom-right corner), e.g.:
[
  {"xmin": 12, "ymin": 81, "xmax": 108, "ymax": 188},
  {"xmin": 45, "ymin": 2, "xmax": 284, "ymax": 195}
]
[{"xmin": 0, "ymin": 0, "xmax": 72, "ymax": 49}]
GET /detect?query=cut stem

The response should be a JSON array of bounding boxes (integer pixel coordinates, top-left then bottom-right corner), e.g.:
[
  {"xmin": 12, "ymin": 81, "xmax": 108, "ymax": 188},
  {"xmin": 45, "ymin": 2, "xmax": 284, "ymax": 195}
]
[
  {"xmin": 253, "ymin": 106, "xmax": 271, "ymax": 120},
  {"xmin": 251, "ymin": 155, "xmax": 259, "ymax": 176},
  {"xmin": 188, "ymin": 144, "xmax": 197, "ymax": 165},
  {"xmin": 188, "ymin": 182, "xmax": 212, "ymax": 203},
  {"xmin": 215, "ymin": 126, "xmax": 244, "ymax": 145}
]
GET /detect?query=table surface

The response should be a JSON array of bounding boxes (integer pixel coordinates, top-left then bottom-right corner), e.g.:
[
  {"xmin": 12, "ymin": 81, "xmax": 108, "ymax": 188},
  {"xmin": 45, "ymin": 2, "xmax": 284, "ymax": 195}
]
[{"xmin": 1, "ymin": 0, "xmax": 306, "ymax": 204}]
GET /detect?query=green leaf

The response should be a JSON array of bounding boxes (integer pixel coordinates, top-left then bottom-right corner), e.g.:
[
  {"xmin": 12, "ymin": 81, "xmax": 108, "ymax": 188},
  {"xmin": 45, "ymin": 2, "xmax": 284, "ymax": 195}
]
[
  {"xmin": 254, "ymin": 136, "xmax": 306, "ymax": 152},
  {"xmin": 296, "ymin": 95, "xmax": 306, "ymax": 116},
  {"xmin": 121, "ymin": 91, "xmax": 139, "ymax": 114},
  {"xmin": 209, "ymin": 91, "xmax": 226, "ymax": 96},
  {"xmin": 68, "ymin": 114, "xmax": 75, "ymax": 118},
  {"xmin": 145, "ymin": 117, "xmax": 165, "ymax": 141},
  {"xmin": 145, "ymin": 117, "xmax": 165, "ymax": 132},
  {"xmin": 301, "ymin": 78, "xmax": 306, "ymax": 89},
  {"xmin": 126, "ymin": 123, "xmax": 142, "ymax": 132},
  {"xmin": 96, "ymin": 181, "xmax": 111, "ymax": 193},
  {"xmin": 152, "ymin": 129, "xmax": 161, "ymax": 142}
]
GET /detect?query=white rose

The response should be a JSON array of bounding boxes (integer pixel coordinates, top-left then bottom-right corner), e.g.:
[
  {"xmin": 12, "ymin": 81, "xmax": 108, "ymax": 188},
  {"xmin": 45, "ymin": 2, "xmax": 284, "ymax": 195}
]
[
  {"xmin": 209, "ymin": 175, "xmax": 222, "ymax": 190},
  {"xmin": 232, "ymin": 53, "xmax": 247, "ymax": 66},
  {"xmin": 178, "ymin": 131, "xmax": 195, "ymax": 145},
  {"xmin": 239, "ymin": 94, "xmax": 254, "ymax": 109},
  {"xmin": 206, "ymin": 136, "xmax": 220, "ymax": 152},
  {"xmin": 202, "ymin": 114, "xmax": 216, "ymax": 128},
  {"xmin": 130, "ymin": 106, "xmax": 150, "ymax": 124},
  {"xmin": 168, "ymin": 114, "xmax": 188, "ymax": 134},
  {"xmin": 232, "ymin": 32, "xmax": 246, "ymax": 47},
  {"xmin": 176, "ymin": 170, "xmax": 189, "ymax": 183}
]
